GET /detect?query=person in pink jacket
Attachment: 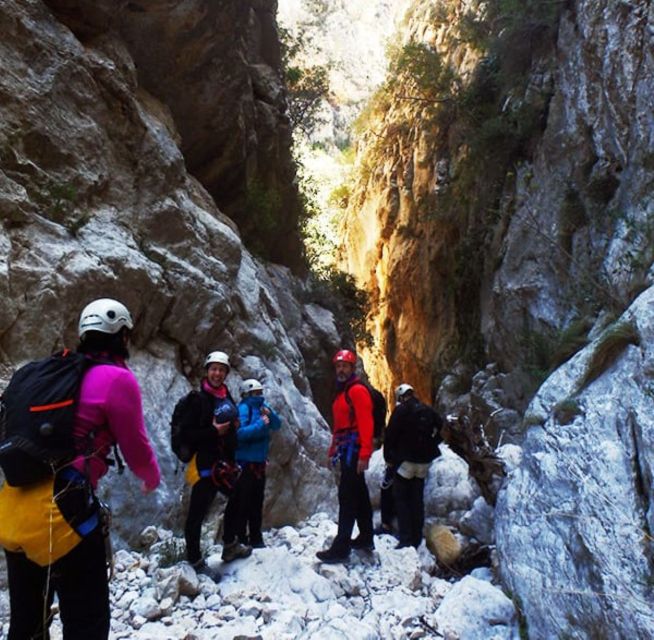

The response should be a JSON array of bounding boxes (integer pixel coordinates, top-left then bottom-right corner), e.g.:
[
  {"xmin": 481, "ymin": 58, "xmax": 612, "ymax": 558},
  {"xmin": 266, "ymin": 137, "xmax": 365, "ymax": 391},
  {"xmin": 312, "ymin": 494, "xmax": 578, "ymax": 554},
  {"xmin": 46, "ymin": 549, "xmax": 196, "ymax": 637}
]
[{"xmin": 0, "ymin": 298, "xmax": 161, "ymax": 640}]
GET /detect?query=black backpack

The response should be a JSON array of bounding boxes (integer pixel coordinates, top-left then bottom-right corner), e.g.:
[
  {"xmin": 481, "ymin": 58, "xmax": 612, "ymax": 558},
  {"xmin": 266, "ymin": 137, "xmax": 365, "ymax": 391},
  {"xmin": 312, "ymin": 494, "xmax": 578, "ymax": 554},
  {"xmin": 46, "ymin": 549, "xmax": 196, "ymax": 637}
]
[
  {"xmin": 409, "ymin": 402, "xmax": 443, "ymax": 463},
  {"xmin": 345, "ymin": 382, "xmax": 387, "ymax": 441},
  {"xmin": 170, "ymin": 390, "xmax": 202, "ymax": 463},
  {"xmin": 0, "ymin": 350, "xmax": 96, "ymax": 487}
]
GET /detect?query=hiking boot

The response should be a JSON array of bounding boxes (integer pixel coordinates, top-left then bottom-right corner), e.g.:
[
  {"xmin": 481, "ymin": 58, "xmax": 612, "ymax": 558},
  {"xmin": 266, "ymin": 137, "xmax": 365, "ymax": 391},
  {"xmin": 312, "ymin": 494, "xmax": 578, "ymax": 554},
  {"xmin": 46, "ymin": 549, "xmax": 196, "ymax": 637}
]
[
  {"xmin": 350, "ymin": 536, "xmax": 375, "ymax": 552},
  {"xmin": 250, "ymin": 540, "xmax": 266, "ymax": 549},
  {"xmin": 222, "ymin": 540, "xmax": 252, "ymax": 563},
  {"xmin": 191, "ymin": 560, "xmax": 221, "ymax": 582},
  {"xmin": 316, "ymin": 547, "xmax": 350, "ymax": 564}
]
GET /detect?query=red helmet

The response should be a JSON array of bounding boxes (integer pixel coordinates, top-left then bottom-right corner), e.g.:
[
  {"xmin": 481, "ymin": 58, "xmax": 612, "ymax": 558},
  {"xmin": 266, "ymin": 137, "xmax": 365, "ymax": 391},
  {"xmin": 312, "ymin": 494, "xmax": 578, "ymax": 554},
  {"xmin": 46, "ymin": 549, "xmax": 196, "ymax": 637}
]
[{"xmin": 333, "ymin": 349, "xmax": 356, "ymax": 364}]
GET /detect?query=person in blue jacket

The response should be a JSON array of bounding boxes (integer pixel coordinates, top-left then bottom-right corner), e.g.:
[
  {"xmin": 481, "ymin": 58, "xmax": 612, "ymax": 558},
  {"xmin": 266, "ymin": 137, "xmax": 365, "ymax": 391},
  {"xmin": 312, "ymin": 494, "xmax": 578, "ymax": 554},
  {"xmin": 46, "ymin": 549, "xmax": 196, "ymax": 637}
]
[{"xmin": 223, "ymin": 378, "xmax": 282, "ymax": 548}]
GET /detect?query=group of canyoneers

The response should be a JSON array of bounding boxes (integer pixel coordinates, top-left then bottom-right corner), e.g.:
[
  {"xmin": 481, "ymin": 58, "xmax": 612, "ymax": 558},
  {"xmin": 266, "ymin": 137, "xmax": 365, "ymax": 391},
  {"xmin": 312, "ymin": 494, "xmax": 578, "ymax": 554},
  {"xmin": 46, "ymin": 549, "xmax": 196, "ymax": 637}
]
[{"xmin": 0, "ymin": 297, "xmax": 443, "ymax": 639}]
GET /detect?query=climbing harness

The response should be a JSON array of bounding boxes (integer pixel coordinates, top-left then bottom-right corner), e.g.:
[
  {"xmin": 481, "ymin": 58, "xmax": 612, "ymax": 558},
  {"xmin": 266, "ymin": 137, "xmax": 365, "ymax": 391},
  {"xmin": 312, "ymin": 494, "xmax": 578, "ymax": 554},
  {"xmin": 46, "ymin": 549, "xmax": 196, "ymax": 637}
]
[{"xmin": 331, "ymin": 429, "xmax": 360, "ymax": 467}]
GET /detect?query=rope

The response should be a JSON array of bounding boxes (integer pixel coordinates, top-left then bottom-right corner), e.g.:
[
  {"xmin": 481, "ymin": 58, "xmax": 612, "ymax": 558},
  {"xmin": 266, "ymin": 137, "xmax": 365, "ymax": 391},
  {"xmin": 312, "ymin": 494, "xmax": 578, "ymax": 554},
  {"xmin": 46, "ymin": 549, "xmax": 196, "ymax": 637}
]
[
  {"xmin": 44, "ymin": 461, "xmax": 56, "ymax": 635},
  {"xmin": 35, "ymin": 444, "xmax": 115, "ymax": 633}
]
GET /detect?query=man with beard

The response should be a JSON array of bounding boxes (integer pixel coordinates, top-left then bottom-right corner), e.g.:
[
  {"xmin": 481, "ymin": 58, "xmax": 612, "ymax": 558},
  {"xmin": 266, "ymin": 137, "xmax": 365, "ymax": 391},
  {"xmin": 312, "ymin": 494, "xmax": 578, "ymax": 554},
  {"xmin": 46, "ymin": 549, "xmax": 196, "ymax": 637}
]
[{"xmin": 316, "ymin": 349, "xmax": 374, "ymax": 563}]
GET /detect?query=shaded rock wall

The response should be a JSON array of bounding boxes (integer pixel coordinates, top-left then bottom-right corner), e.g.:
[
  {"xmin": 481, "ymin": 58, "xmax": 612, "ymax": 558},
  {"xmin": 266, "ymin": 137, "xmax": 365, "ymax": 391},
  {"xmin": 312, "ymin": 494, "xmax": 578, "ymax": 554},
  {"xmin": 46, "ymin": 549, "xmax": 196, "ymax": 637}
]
[
  {"xmin": 0, "ymin": 0, "xmax": 337, "ymax": 544},
  {"xmin": 44, "ymin": 0, "xmax": 305, "ymax": 270},
  {"xmin": 483, "ymin": 0, "xmax": 654, "ymax": 368}
]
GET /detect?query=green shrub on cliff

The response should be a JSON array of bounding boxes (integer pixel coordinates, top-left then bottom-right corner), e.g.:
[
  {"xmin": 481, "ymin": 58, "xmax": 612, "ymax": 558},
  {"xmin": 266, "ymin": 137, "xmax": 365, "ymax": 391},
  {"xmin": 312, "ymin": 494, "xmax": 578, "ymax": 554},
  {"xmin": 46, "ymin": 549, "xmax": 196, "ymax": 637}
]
[
  {"xmin": 387, "ymin": 42, "xmax": 459, "ymax": 104},
  {"xmin": 577, "ymin": 321, "xmax": 640, "ymax": 391},
  {"xmin": 244, "ymin": 179, "xmax": 282, "ymax": 259},
  {"xmin": 279, "ymin": 26, "xmax": 331, "ymax": 137}
]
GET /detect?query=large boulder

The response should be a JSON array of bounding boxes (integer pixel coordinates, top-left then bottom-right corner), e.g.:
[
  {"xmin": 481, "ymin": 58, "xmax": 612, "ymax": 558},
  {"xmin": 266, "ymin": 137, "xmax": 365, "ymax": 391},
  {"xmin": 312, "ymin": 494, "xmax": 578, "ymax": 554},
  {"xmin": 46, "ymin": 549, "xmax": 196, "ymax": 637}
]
[{"xmin": 496, "ymin": 286, "xmax": 654, "ymax": 638}]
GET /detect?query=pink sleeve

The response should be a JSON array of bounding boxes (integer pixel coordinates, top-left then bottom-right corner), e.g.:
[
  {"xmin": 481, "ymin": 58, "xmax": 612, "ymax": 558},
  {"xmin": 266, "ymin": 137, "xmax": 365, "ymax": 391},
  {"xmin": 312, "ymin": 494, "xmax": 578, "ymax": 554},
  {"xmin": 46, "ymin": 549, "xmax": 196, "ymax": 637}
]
[{"xmin": 105, "ymin": 371, "xmax": 161, "ymax": 491}]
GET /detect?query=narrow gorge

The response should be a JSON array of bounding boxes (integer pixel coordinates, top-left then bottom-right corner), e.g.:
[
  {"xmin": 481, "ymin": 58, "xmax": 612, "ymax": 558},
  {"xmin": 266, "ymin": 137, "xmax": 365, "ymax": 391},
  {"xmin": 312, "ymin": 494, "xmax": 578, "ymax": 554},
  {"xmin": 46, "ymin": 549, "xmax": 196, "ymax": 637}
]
[{"xmin": 1, "ymin": 1, "xmax": 653, "ymax": 639}]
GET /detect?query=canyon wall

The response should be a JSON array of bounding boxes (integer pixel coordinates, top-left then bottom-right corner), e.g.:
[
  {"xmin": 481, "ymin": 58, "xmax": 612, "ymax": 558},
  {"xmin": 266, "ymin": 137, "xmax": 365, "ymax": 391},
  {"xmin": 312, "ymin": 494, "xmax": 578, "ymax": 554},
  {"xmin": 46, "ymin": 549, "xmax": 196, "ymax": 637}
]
[
  {"xmin": 341, "ymin": 0, "xmax": 653, "ymax": 408},
  {"xmin": 0, "ymin": 0, "xmax": 340, "ymax": 543},
  {"xmin": 45, "ymin": 0, "xmax": 305, "ymax": 269},
  {"xmin": 341, "ymin": 0, "xmax": 654, "ymax": 636}
]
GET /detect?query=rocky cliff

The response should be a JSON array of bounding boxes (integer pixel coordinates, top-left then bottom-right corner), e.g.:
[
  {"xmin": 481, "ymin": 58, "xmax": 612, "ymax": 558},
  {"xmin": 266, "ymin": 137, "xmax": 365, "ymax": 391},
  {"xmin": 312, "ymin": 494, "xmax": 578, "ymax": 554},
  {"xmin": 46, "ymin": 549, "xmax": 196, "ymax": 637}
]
[
  {"xmin": 277, "ymin": 0, "xmax": 413, "ymax": 139},
  {"xmin": 340, "ymin": 0, "xmax": 491, "ymax": 403},
  {"xmin": 340, "ymin": 0, "xmax": 654, "ymax": 636},
  {"xmin": 44, "ymin": 0, "xmax": 305, "ymax": 269},
  {"xmin": 340, "ymin": 0, "xmax": 653, "ymax": 406},
  {"xmin": 0, "ymin": 0, "xmax": 339, "ymax": 543},
  {"xmin": 497, "ymin": 288, "xmax": 654, "ymax": 639}
]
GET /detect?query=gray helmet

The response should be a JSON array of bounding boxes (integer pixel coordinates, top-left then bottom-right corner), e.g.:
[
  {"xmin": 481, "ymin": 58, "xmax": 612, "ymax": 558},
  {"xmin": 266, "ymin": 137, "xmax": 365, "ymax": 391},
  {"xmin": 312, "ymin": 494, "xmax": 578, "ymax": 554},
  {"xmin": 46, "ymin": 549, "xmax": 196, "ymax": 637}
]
[{"xmin": 78, "ymin": 298, "xmax": 133, "ymax": 338}]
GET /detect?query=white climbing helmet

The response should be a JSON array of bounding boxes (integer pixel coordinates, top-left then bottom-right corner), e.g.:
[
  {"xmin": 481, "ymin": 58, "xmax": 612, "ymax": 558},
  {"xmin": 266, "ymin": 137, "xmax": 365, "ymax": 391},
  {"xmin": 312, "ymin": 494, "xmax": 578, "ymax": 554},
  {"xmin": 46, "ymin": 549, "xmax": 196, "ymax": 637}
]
[
  {"xmin": 241, "ymin": 378, "xmax": 263, "ymax": 396},
  {"xmin": 395, "ymin": 383, "xmax": 414, "ymax": 403},
  {"xmin": 204, "ymin": 351, "xmax": 230, "ymax": 370},
  {"xmin": 78, "ymin": 298, "xmax": 133, "ymax": 338}
]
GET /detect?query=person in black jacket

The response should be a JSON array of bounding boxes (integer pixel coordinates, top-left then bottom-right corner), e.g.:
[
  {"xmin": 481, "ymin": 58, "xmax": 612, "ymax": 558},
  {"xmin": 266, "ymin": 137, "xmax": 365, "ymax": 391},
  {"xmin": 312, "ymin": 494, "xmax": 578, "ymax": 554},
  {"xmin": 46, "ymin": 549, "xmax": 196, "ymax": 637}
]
[
  {"xmin": 182, "ymin": 351, "xmax": 251, "ymax": 578},
  {"xmin": 384, "ymin": 383, "xmax": 443, "ymax": 549}
]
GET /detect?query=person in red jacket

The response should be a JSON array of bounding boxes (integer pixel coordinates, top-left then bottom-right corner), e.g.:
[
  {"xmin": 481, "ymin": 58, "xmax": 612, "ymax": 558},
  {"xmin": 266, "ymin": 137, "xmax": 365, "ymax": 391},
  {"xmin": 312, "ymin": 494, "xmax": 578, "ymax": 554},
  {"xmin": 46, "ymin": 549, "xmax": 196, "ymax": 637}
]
[{"xmin": 316, "ymin": 349, "xmax": 375, "ymax": 563}]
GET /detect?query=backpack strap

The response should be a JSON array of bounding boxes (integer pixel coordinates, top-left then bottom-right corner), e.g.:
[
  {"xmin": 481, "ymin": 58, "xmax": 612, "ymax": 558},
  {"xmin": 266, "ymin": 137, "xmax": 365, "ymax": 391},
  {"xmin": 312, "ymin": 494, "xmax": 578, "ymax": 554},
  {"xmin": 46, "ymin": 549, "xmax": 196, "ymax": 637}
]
[{"xmin": 344, "ymin": 381, "xmax": 367, "ymax": 429}]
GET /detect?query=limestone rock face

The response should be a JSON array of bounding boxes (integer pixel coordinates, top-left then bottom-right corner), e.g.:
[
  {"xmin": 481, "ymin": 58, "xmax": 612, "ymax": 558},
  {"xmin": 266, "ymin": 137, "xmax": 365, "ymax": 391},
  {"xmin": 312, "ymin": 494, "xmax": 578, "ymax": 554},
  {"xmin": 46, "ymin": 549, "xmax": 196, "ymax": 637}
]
[
  {"xmin": 44, "ymin": 0, "xmax": 304, "ymax": 269},
  {"xmin": 433, "ymin": 575, "xmax": 518, "ymax": 640},
  {"xmin": 277, "ymin": 0, "xmax": 414, "ymax": 136},
  {"xmin": 496, "ymin": 286, "xmax": 654, "ymax": 639},
  {"xmin": 340, "ymin": 0, "xmax": 653, "ymax": 402},
  {"xmin": 0, "ymin": 0, "xmax": 336, "ymax": 543},
  {"xmin": 335, "ymin": 1, "xmax": 654, "ymax": 636},
  {"xmin": 483, "ymin": 0, "xmax": 654, "ymax": 368},
  {"xmin": 339, "ymin": 0, "xmax": 488, "ymax": 402}
]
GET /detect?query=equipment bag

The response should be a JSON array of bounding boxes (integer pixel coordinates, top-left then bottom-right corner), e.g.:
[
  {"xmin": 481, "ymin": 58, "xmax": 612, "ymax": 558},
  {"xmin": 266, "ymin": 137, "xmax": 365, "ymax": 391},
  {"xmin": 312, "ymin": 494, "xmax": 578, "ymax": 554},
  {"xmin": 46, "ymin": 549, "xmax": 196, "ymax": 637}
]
[
  {"xmin": 345, "ymin": 382, "xmax": 387, "ymax": 441},
  {"xmin": 0, "ymin": 350, "xmax": 95, "ymax": 487},
  {"xmin": 213, "ymin": 396, "xmax": 238, "ymax": 425}
]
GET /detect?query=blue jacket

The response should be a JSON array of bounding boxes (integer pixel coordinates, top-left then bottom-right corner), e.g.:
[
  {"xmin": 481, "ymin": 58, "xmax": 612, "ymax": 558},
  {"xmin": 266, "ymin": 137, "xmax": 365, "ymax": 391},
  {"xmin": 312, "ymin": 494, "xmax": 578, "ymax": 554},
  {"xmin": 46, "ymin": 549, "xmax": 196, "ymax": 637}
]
[{"xmin": 235, "ymin": 396, "xmax": 282, "ymax": 463}]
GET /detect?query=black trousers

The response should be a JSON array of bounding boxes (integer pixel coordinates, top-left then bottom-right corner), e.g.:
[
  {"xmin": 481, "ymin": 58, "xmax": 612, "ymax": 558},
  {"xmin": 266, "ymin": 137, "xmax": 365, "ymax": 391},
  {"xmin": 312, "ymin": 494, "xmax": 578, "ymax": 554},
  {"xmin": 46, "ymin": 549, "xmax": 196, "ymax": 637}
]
[
  {"xmin": 393, "ymin": 474, "xmax": 425, "ymax": 547},
  {"xmin": 380, "ymin": 484, "xmax": 395, "ymax": 527},
  {"xmin": 223, "ymin": 464, "xmax": 265, "ymax": 546},
  {"xmin": 332, "ymin": 456, "xmax": 373, "ymax": 552},
  {"xmin": 233, "ymin": 464, "xmax": 266, "ymax": 545},
  {"xmin": 184, "ymin": 477, "xmax": 219, "ymax": 563},
  {"xmin": 5, "ymin": 528, "xmax": 109, "ymax": 640}
]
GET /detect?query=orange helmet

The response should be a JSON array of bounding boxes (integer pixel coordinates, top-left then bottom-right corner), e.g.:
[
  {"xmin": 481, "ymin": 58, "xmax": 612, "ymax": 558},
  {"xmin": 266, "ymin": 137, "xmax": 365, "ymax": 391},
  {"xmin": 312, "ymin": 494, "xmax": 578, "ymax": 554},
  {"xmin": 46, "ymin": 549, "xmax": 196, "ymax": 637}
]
[{"xmin": 333, "ymin": 349, "xmax": 356, "ymax": 364}]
